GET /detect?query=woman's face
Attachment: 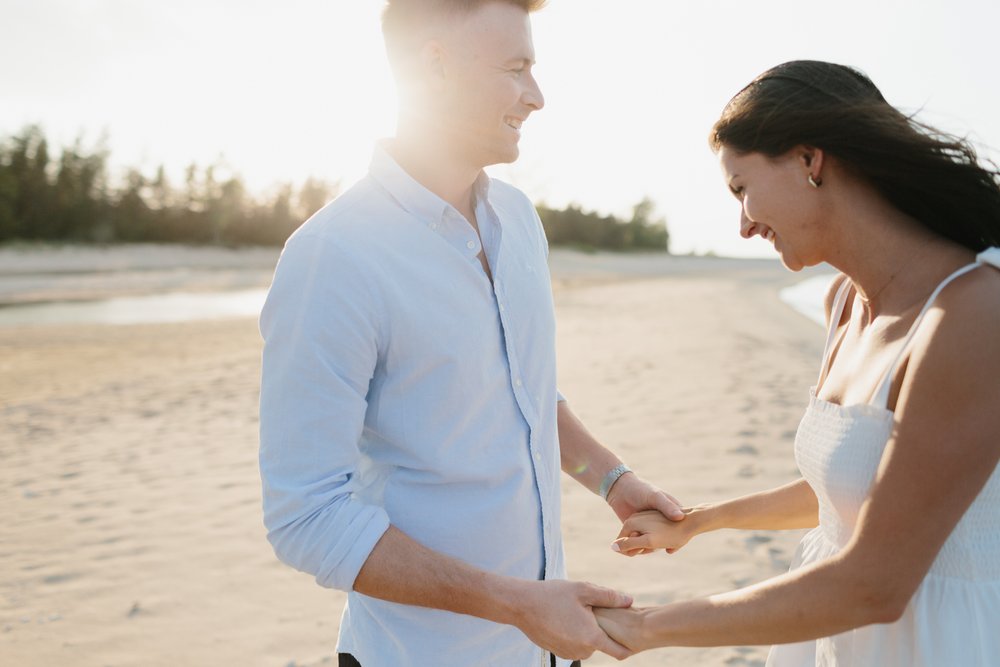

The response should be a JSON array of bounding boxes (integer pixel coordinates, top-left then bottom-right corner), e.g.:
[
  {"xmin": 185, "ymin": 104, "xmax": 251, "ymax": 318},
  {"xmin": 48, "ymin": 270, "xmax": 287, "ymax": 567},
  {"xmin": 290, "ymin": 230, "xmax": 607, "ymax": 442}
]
[{"xmin": 718, "ymin": 145, "xmax": 825, "ymax": 271}]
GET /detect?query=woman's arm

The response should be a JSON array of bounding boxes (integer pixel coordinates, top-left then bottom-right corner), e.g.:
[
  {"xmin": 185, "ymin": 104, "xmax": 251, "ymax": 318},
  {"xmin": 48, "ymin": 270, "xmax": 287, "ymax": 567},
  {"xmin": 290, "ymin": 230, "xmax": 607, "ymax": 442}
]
[
  {"xmin": 598, "ymin": 273, "xmax": 1000, "ymax": 649},
  {"xmin": 611, "ymin": 274, "xmax": 853, "ymax": 558},
  {"xmin": 613, "ymin": 478, "xmax": 818, "ymax": 556}
]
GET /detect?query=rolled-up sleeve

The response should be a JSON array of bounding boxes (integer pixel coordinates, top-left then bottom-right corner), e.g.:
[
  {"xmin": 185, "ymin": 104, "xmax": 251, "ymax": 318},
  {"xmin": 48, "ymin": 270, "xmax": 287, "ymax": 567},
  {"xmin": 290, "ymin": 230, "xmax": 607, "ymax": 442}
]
[{"xmin": 258, "ymin": 231, "xmax": 390, "ymax": 591}]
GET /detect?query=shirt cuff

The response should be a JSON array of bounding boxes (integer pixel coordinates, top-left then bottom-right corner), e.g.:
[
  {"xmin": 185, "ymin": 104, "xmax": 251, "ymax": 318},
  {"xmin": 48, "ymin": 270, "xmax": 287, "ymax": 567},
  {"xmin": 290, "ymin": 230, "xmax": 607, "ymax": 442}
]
[{"xmin": 317, "ymin": 505, "xmax": 392, "ymax": 591}]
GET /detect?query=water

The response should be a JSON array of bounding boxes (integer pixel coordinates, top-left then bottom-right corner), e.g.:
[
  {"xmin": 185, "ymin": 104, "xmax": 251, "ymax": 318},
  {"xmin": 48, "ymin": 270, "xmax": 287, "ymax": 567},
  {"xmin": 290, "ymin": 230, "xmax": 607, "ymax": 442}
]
[
  {"xmin": 779, "ymin": 273, "xmax": 836, "ymax": 326},
  {"xmin": 0, "ymin": 274, "xmax": 835, "ymax": 327},
  {"xmin": 0, "ymin": 288, "xmax": 268, "ymax": 327}
]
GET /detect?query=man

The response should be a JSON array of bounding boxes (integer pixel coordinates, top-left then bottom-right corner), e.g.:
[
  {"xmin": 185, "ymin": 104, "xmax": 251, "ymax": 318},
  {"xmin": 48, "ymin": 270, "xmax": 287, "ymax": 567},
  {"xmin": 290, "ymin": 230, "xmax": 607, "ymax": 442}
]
[{"xmin": 258, "ymin": 1, "xmax": 684, "ymax": 665}]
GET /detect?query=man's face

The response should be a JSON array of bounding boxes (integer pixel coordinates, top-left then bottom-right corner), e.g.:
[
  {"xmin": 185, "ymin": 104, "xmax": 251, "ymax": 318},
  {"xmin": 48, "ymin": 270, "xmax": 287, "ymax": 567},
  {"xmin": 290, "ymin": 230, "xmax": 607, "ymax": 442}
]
[{"xmin": 435, "ymin": 3, "xmax": 545, "ymax": 169}]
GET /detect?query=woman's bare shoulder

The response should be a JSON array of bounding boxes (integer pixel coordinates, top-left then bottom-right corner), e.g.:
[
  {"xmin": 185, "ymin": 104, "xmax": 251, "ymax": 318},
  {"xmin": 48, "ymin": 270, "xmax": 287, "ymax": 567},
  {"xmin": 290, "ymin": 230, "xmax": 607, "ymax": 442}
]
[
  {"xmin": 931, "ymin": 263, "xmax": 1000, "ymax": 334},
  {"xmin": 908, "ymin": 263, "xmax": 1000, "ymax": 394}
]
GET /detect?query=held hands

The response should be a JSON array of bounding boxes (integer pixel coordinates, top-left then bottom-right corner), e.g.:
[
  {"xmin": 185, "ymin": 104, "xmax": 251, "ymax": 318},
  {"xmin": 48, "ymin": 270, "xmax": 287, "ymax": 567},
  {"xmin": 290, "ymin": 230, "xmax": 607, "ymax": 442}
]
[
  {"xmin": 593, "ymin": 606, "xmax": 652, "ymax": 654},
  {"xmin": 612, "ymin": 508, "xmax": 700, "ymax": 556},
  {"xmin": 513, "ymin": 579, "xmax": 635, "ymax": 661},
  {"xmin": 605, "ymin": 472, "xmax": 686, "ymax": 555},
  {"xmin": 606, "ymin": 472, "xmax": 685, "ymax": 523}
]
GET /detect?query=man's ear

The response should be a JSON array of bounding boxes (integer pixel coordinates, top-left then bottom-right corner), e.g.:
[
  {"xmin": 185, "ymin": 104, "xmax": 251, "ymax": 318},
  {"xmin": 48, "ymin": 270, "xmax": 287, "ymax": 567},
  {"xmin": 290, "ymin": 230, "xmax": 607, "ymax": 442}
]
[{"xmin": 418, "ymin": 40, "xmax": 449, "ymax": 92}]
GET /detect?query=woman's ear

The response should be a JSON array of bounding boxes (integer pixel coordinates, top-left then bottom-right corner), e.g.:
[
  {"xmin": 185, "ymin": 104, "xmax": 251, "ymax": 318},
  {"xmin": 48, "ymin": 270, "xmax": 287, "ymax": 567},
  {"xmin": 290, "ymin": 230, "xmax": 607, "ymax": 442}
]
[{"xmin": 801, "ymin": 146, "xmax": 825, "ymax": 175}]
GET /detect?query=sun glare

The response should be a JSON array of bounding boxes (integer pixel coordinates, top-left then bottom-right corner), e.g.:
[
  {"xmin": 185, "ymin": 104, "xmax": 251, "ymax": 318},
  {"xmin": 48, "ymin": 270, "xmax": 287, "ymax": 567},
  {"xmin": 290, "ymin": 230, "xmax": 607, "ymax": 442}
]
[
  {"xmin": 2, "ymin": 1, "xmax": 999, "ymax": 256},
  {"xmin": 228, "ymin": 3, "xmax": 399, "ymax": 193}
]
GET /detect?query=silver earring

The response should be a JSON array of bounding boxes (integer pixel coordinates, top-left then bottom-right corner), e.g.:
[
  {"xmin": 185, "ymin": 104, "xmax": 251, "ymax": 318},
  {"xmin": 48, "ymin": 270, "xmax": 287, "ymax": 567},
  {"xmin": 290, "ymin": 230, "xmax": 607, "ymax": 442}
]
[{"xmin": 808, "ymin": 174, "xmax": 822, "ymax": 188}]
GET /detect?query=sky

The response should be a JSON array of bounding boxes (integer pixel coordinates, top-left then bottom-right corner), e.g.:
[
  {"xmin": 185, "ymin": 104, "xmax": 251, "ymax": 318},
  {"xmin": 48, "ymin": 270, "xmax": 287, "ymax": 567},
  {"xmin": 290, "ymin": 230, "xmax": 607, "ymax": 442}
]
[{"xmin": 2, "ymin": 0, "xmax": 999, "ymax": 257}]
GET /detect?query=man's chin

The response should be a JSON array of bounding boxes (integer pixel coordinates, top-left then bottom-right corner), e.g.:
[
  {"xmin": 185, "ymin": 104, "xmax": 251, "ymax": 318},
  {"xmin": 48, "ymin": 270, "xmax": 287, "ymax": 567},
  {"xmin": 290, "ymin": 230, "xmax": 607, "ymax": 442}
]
[
  {"xmin": 485, "ymin": 146, "xmax": 520, "ymax": 168},
  {"xmin": 465, "ymin": 135, "xmax": 522, "ymax": 169}
]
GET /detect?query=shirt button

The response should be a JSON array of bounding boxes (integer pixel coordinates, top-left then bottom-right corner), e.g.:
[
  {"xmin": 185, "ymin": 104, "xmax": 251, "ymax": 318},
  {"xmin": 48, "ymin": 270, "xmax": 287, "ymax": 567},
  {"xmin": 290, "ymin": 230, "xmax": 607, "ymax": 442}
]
[
  {"xmin": 534, "ymin": 451, "xmax": 541, "ymax": 461},
  {"xmin": 514, "ymin": 378, "xmax": 522, "ymax": 387},
  {"xmin": 466, "ymin": 240, "xmax": 476, "ymax": 250},
  {"xmin": 498, "ymin": 303, "xmax": 505, "ymax": 312},
  {"xmin": 430, "ymin": 222, "xmax": 438, "ymax": 230}
]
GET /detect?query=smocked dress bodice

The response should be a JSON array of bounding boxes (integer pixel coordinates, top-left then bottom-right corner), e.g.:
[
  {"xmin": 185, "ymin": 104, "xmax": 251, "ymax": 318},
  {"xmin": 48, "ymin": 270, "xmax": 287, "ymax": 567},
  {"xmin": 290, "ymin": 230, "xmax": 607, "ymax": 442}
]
[{"xmin": 767, "ymin": 248, "xmax": 1000, "ymax": 667}]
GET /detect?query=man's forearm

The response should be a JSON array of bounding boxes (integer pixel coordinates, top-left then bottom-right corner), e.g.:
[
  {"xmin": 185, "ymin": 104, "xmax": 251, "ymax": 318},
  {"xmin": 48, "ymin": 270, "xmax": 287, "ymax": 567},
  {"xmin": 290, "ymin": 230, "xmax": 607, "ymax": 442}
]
[
  {"xmin": 557, "ymin": 400, "xmax": 624, "ymax": 494},
  {"xmin": 351, "ymin": 525, "xmax": 635, "ymax": 661},
  {"xmin": 557, "ymin": 399, "xmax": 684, "ymax": 523},
  {"xmin": 352, "ymin": 525, "xmax": 522, "ymax": 626}
]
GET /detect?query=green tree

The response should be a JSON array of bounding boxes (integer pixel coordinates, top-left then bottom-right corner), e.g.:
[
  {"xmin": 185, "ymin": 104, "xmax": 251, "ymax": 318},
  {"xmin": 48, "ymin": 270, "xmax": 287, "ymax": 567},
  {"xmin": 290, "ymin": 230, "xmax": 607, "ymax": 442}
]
[
  {"xmin": 0, "ymin": 145, "xmax": 18, "ymax": 241},
  {"xmin": 536, "ymin": 198, "xmax": 670, "ymax": 252},
  {"xmin": 297, "ymin": 176, "xmax": 338, "ymax": 221},
  {"xmin": 0, "ymin": 126, "xmax": 678, "ymax": 251},
  {"xmin": 51, "ymin": 136, "xmax": 110, "ymax": 241},
  {"xmin": 626, "ymin": 196, "xmax": 670, "ymax": 252},
  {"xmin": 113, "ymin": 168, "xmax": 152, "ymax": 242},
  {"xmin": 8, "ymin": 126, "xmax": 54, "ymax": 241}
]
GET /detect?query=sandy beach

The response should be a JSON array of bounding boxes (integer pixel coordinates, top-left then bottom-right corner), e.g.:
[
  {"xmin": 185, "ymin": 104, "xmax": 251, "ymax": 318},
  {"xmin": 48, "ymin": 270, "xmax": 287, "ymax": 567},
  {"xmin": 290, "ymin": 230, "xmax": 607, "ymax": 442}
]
[{"xmin": 1, "ymin": 245, "xmax": 827, "ymax": 666}]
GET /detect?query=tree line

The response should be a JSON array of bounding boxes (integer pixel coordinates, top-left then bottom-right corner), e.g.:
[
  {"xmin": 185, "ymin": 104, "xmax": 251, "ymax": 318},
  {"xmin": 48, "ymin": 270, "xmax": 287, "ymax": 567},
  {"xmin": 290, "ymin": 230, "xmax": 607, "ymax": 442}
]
[
  {"xmin": 537, "ymin": 198, "xmax": 669, "ymax": 252},
  {"xmin": 0, "ymin": 126, "xmax": 668, "ymax": 251}
]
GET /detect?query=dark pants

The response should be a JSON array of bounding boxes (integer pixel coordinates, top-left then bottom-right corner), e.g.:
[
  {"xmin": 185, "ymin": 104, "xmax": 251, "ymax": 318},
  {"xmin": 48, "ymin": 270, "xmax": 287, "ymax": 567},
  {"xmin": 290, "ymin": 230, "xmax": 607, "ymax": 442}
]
[{"xmin": 339, "ymin": 653, "xmax": 582, "ymax": 666}]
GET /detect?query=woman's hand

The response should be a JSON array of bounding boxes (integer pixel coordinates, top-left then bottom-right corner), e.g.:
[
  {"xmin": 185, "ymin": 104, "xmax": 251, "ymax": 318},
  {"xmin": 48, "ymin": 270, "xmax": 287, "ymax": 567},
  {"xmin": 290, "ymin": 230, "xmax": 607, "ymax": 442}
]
[
  {"xmin": 594, "ymin": 606, "xmax": 650, "ymax": 653},
  {"xmin": 612, "ymin": 506, "xmax": 706, "ymax": 556}
]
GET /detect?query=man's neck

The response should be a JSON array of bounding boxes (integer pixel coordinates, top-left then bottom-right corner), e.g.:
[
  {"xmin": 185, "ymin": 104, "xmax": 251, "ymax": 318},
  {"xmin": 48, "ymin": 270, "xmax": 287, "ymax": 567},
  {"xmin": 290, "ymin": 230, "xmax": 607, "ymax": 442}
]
[{"xmin": 386, "ymin": 130, "xmax": 482, "ymax": 220}]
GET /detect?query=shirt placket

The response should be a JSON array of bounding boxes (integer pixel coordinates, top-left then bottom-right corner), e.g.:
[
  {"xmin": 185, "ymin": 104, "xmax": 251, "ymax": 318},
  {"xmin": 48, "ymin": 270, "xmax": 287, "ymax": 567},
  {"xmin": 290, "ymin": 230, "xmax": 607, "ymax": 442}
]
[{"xmin": 485, "ymin": 212, "xmax": 556, "ymax": 587}]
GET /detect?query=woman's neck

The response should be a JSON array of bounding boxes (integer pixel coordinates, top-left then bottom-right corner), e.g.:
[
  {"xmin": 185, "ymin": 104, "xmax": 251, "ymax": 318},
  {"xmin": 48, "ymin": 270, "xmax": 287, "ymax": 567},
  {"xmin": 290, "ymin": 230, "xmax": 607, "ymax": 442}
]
[{"xmin": 823, "ymin": 185, "xmax": 972, "ymax": 319}]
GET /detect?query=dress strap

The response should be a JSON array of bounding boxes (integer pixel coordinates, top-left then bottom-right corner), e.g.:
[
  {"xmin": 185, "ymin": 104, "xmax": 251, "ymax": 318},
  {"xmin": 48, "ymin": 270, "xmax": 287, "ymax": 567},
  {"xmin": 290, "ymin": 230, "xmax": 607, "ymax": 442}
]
[
  {"xmin": 816, "ymin": 277, "xmax": 854, "ymax": 388},
  {"xmin": 870, "ymin": 248, "xmax": 1000, "ymax": 409},
  {"xmin": 977, "ymin": 246, "xmax": 1000, "ymax": 270}
]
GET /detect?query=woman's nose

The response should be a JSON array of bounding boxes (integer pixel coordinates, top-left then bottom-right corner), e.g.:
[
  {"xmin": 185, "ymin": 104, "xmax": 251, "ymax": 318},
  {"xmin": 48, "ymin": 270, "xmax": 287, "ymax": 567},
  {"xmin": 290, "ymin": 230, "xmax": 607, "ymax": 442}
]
[{"xmin": 739, "ymin": 209, "xmax": 756, "ymax": 239}]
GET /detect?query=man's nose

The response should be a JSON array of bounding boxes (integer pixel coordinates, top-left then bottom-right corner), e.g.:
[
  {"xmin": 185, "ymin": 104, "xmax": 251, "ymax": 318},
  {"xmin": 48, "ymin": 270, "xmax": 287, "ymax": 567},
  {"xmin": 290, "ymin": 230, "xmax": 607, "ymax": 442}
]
[{"xmin": 524, "ymin": 72, "xmax": 544, "ymax": 111}]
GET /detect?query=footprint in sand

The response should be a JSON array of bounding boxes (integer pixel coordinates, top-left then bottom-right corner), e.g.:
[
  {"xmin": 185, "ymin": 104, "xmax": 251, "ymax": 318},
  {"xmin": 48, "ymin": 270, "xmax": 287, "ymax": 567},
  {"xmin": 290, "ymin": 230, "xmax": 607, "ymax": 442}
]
[
  {"xmin": 745, "ymin": 533, "xmax": 773, "ymax": 549},
  {"xmin": 725, "ymin": 645, "xmax": 767, "ymax": 666},
  {"xmin": 769, "ymin": 547, "xmax": 791, "ymax": 570}
]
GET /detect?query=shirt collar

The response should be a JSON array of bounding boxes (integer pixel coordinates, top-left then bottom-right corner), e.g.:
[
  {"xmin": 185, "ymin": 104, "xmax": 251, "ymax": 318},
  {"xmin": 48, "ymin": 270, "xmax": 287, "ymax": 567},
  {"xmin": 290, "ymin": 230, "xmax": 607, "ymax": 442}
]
[{"xmin": 369, "ymin": 140, "xmax": 492, "ymax": 226}]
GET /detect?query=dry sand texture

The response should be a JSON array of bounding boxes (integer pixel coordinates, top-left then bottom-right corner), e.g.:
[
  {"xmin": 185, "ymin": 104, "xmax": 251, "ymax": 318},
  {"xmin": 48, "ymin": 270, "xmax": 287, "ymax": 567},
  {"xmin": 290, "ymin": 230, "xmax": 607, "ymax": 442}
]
[{"xmin": 1, "ymin": 247, "xmax": 825, "ymax": 666}]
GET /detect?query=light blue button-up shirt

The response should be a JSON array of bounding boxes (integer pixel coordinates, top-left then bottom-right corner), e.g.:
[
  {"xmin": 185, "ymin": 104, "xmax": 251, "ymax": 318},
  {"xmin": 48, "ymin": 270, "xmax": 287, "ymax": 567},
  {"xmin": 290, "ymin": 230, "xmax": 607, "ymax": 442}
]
[{"xmin": 259, "ymin": 144, "xmax": 568, "ymax": 666}]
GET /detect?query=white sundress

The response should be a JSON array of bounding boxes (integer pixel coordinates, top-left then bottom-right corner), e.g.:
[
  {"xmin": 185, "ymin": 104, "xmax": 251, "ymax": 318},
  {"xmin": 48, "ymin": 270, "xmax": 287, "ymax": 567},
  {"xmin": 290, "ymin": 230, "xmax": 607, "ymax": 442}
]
[{"xmin": 766, "ymin": 248, "xmax": 1000, "ymax": 666}]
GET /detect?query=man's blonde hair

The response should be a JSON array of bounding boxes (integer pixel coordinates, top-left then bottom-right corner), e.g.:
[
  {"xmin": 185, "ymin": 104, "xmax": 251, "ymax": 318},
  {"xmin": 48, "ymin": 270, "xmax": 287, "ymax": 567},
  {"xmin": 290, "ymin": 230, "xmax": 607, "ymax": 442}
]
[{"xmin": 382, "ymin": 0, "xmax": 546, "ymax": 74}]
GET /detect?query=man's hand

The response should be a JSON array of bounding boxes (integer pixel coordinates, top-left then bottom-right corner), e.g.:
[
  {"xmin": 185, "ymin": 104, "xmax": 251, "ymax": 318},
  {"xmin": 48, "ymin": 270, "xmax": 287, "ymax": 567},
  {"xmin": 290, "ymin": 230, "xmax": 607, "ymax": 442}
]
[
  {"xmin": 606, "ymin": 471, "xmax": 684, "ymax": 523},
  {"xmin": 605, "ymin": 472, "xmax": 685, "ymax": 555},
  {"xmin": 510, "ymin": 579, "xmax": 635, "ymax": 661}
]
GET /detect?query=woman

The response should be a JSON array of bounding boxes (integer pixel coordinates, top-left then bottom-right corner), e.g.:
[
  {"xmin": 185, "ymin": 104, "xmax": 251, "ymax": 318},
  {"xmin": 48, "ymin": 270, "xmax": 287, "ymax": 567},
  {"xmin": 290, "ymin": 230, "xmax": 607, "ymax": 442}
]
[{"xmin": 596, "ymin": 60, "xmax": 1000, "ymax": 665}]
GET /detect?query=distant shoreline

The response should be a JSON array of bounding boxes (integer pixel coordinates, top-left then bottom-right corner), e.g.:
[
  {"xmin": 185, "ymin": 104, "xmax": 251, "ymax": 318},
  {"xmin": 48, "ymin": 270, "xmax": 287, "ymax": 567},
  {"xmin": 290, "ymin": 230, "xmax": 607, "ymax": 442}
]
[{"xmin": 0, "ymin": 243, "xmax": 825, "ymax": 307}]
